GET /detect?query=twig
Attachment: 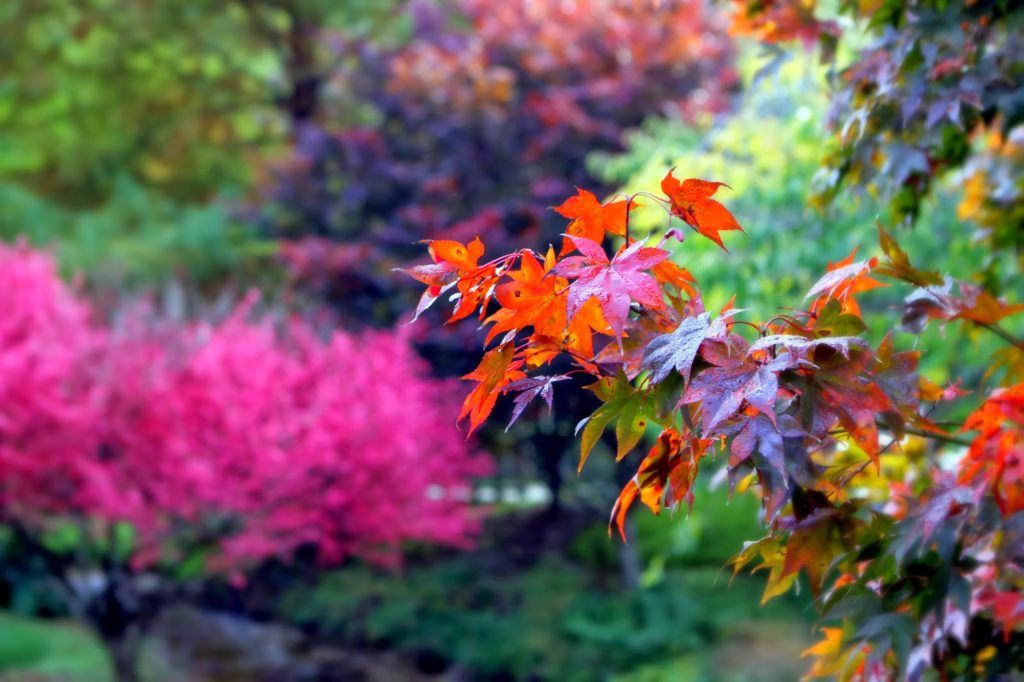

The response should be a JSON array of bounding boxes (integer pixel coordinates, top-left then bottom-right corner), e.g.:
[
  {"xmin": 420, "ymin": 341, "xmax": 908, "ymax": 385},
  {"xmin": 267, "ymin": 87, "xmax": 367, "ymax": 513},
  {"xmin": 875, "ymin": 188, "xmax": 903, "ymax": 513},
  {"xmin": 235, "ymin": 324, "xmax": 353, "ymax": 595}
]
[
  {"xmin": 979, "ymin": 322, "xmax": 1024, "ymax": 352},
  {"xmin": 902, "ymin": 425, "xmax": 972, "ymax": 448}
]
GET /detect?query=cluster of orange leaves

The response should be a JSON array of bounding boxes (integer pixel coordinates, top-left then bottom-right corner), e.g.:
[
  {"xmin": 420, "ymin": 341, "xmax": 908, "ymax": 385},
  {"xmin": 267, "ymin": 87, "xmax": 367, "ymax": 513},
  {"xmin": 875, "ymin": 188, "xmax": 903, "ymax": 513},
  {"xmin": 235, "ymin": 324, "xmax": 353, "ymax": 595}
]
[{"xmin": 404, "ymin": 170, "xmax": 734, "ymax": 433}]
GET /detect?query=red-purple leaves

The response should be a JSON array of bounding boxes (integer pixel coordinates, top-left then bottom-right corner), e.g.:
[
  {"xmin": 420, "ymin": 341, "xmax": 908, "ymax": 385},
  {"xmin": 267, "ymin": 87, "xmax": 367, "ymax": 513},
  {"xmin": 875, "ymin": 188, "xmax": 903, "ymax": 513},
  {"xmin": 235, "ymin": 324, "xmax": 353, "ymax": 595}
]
[
  {"xmin": 683, "ymin": 357, "xmax": 785, "ymax": 434},
  {"xmin": 502, "ymin": 374, "xmax": 569, "ymax": 431},
  {"xmin": 554, "ymin": 236, "xmax": 668, "ymax": 341},
  {"xmin": 641, "ymin": 309, "xmax": 736, "ymax": 385}
]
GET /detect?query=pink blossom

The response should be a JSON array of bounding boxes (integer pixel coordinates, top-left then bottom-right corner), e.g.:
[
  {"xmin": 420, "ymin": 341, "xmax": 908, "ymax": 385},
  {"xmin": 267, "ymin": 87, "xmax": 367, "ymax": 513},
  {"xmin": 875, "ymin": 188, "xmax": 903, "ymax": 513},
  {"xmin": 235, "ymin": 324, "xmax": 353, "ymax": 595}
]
[{"xmin": 0, "ymin": 244, "xmax": 489, "ymax": 573}]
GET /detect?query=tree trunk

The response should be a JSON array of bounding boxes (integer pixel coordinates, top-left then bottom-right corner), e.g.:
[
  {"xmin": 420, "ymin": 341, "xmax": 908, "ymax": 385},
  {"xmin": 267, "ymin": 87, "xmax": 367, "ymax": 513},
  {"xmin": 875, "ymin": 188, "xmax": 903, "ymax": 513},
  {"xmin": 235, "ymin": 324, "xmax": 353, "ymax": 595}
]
[
  {"xmin": 618, "ymin": 516, "xmax": 642, "ymax": 591},
  {"xmin": 534, "ymin": 430, "xmax": 567, "ymax": 516},
  {"xmin": 283, "ymin": 8, "xmax": 321, "ymax": 128},
  {"xmin": 103, "ymin": 630, "xmax": 141, "ymax": 682}
]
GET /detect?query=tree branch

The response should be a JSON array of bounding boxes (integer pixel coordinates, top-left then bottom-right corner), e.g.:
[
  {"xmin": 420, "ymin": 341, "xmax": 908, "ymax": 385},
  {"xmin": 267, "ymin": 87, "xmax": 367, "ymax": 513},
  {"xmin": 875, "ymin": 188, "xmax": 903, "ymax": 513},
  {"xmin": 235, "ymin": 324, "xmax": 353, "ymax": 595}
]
[{"xmin": 902, "ymin": 425, "xmax": 973, "ymax": 448}]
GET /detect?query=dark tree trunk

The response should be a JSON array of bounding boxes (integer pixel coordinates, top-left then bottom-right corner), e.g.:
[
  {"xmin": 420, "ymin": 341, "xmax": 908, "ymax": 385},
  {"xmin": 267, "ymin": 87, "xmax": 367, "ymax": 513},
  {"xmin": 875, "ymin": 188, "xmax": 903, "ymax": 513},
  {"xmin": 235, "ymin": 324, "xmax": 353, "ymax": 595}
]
[
  {"xmin": 282, "ymin": 7, "xmax": 321, "ymax": 128},
  {"xmin": 84, "ymin": 569, "xmax": 162, "ymax": 682},
  {"xmin": 534, "ymin": 430, "xmax": 568, "ymax": 516},
  {"xmin": 102, "ymin": 630, "xmax": 142, "ymax": 682}
]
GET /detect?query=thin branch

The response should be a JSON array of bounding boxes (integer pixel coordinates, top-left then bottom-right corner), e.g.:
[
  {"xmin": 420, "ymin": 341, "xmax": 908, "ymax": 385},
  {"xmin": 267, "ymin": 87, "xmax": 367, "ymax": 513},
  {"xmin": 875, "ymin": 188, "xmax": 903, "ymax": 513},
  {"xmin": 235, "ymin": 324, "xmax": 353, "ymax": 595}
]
[
  {"xmin": 902, "ymin": 425, "xmax": 972, "ymax": 448},
  {"xmin": 978, "ymin": 321, "xmax": 1024, "ymax": 352}
]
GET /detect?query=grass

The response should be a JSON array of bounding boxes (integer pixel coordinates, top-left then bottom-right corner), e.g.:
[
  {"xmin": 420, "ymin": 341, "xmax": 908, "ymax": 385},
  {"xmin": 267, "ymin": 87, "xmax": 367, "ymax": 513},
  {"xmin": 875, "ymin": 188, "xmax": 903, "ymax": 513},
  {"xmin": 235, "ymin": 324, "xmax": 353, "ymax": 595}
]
[{"xmin": 0, "ymin": 612, "xmax": 110, "ymax": 681}]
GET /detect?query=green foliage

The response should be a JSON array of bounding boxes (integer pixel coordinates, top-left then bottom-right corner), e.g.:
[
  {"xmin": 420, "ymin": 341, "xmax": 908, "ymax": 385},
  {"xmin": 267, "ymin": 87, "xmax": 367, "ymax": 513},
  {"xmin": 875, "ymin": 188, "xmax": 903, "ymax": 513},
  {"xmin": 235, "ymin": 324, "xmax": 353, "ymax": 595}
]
[
  {"xmin": 0, "ymin": 178, "xmax": 277, "ymax": 286},
  {"xmin": 280, "ymin": 508, "xmax": 811, "ymax": 681},
  {"xmin": 0, "ymin": 0, "xmax": 284, "ymax": 206},
  {"xmin": 0, "ymin": 0, "xmax": 417, "ymax": 287},
  {"xmin": 612, "ymin": 620, "xmax": 811, "ymax": 682},
  {"xmin": 0, "ymin": 612, "xmax": 111, "ymax": 680},
  {"xmin": 569, "ymin": 473, "xmax": 765, "ymax": 578},
  {"xmin": 591, "ymin": 46, "xmax": 1014, "ymax": 394}
]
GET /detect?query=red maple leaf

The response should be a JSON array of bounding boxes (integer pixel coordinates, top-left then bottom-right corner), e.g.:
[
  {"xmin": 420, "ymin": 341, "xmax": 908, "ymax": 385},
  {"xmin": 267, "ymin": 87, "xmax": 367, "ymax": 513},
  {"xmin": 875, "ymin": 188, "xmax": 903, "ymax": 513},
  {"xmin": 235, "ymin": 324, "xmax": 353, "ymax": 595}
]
[
  {"xmin": 661, "ymin": 171, "xmax": 743, "ymax": 251},
  {"xmin": 683, "ymin": 355, "xmax": 788, "ymax": 434}
]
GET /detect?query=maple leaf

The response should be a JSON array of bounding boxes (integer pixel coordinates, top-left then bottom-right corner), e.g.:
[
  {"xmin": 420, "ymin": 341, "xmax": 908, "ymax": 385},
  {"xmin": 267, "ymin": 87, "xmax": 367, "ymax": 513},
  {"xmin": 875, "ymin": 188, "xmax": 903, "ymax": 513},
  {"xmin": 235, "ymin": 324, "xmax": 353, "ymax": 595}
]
[
  {"xmin": 959, "ymin": 384, "xmax": 1024, "ymax": 515},
  {"xmin": 554, "ymin": 236, "xmax": 668, "ymax": 342},
  {"xmin": 401, "ymin": 262, "xmax": 459, "ymax": 321},
  {"xmin": 811, "ymin": 299, "xmax": 867, "ymax": 337},
  {"xmin": 402, "ymin": 237, "xmax": 488, "ymax": 322},
  {"xmin": 902, "ymin": 278, "xmax": 1024, "ymax": 331},
  {"xmin": 426, "ymin": 236, "xmax": 485, "ymax": 272},
  {"xmin": 501, "ymin": 374, "xmax": 569, "ymax": 431},
  {"xmin": 609, "ymin": 429, "xmax": 709, "ymax": 540},
  {"xmin": 875, "ymin": 223, "xmax": 942, "ymax": 287},
  {"xmin": 778, "ymin": 491, "xmax": 851, "ymax": 598},
  {"xmin": 907, "ymin": 472, "xmax": 973, "ymax": 546},
  {"xmin": 448, "ymin": 263, "xmax": 501, "ymax": 324},
  {"xmin": 554, "ymin": 188, "xmax": 631, "ymax": 255},
  {"xmin": 797, "ymin": 349, "xmax": 893, "ymax": 462},
  {"xmin": 723, "ymin": 413, "xmax": 808, "ymax": 519},
  {"xmin": 954, "ymin": 283, "xmax": 1024, "ymax": 326},
  {"xmin": 459, "ymin": 343, "xmax": 526, "ymax": 434},
  {"xmin": 593, "ymin": 309, "xmax": 676, "ymax": 377},
  {"xmin": 650, "ymin": 259, "xmax": 697, "ymax": 297},
  {"xmin": 660, "ymin": 170, "xmax": 743, "ymax": 251},
  {"xmin": 683, "ymin": 356, "xmax": 786, "ymax": 434},
  {"xmin": 641, "ymin": 309, "xmax": 737, "ymax": 385},
  {"xmin": 873, "ymin": 333, "xmax": 923, "ymax": 426},
  {"xmin": 802, "ymin": 628, "xmax": 849, "ymax": 679},
  {"xmin": 486, "ymin": 249, "xmax": 563, "ymax": 341},
  {"xmin": 485, "ymin": 248, "xmax": 612, "ymax": 365},
  {"xmin": 576, "ymin": 373, "xmax": 662, "ymax": 470},
  {"xmin": 983, "ymin": 590, "xmax": 1024, "ymax": 643},
  {"xmin": 747, "ymin": 334, "xmax": 869, "ymax": 360},
  {"xmin": 805, "ymin": 248, "xmax": 884, "ymax": 317},
  {"xmin": 729, "ymin": 535, "xmax": 798, "ymax": 605}
]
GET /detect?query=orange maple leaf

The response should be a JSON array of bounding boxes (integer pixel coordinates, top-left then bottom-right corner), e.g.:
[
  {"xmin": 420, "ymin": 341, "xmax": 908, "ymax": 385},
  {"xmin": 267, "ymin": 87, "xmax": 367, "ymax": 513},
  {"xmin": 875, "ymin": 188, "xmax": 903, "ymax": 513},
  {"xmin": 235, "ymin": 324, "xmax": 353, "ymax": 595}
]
[
  {"xmin": 660, "ymin": 171, "xmax": 743, "ymax": 251},
  {"xmin": 483, "ymin": 249, "xmax": 607, "ymax": 364},
  {"xmin": 554, "ymin": 188, "xmax": 632, "ymax": 255},
  {"xmin": 459, "ymin": 343, "xmax": 526, "ymax": 434},
  {"xmin": 427, "ymin": 236, "xmax": 485, "ymax": 272},
  {"xmin": 807, "ymin": 248, "xmax": 885, "ymax": 317},
  {"xmin": 960, "ymin": 384, "xmax": 1024, "ymax": 515},
  {"xmin": 609, "ymin": 429, "xmax": 709, "ymax": 540}
]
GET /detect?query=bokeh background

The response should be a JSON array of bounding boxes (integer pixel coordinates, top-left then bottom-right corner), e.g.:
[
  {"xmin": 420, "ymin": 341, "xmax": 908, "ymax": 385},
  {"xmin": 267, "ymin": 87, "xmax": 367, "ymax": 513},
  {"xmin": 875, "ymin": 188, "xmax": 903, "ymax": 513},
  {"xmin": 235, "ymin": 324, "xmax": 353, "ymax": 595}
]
[{"xmin": 0, "ymin": 1, "xmax": 1013, "ymax": 680}]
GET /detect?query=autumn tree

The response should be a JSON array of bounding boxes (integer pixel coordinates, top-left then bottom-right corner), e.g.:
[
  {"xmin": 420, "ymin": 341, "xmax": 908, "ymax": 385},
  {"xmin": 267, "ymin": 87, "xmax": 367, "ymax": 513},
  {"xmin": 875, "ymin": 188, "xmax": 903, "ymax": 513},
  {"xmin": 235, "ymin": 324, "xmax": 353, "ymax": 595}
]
[
  {"xmin": 0, "ymin": 243, "xmax": 488, "ymax": 682},
  {"xmin": 730, "ymin": 0, "xmax": 1022, "ymax": 276},
  {"xmin": 255, "ymin": 0, "xmax": 737, "ymax": 516},
  {"xmin": 405, "ymin": 170, "xmax": 1024, "ymax": 678},
  {"xmin": 259, "ymin": 0, "xmax": 736, "ymax": 328}
]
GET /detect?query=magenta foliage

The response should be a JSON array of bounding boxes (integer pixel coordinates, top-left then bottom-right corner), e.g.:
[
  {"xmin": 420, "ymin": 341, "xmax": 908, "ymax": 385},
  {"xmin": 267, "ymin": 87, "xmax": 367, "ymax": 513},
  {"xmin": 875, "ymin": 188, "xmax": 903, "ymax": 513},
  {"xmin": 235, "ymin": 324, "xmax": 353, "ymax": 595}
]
[{"xmin": 0, "ymin": 243, "xmax": 489, "ymax": 573}]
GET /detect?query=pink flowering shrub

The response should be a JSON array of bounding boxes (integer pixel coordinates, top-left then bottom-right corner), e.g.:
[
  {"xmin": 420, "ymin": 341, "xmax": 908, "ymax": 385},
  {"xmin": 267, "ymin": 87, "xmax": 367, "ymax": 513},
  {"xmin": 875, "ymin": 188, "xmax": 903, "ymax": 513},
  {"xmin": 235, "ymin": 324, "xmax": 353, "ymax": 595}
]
[
  {"xmin": 0, "ymin": 244, "xmax": 105, "ymax": 521},
  {"xmin": 0, "ymin": 243, "xmax": 486, "ymax": 569},
  {"xmin": 0, "ymin": 243, "xmax": 488, "ymax": 673},
  {"xmin": 96, "ymin": 306, "xmax": 488, "ymax": 571}
]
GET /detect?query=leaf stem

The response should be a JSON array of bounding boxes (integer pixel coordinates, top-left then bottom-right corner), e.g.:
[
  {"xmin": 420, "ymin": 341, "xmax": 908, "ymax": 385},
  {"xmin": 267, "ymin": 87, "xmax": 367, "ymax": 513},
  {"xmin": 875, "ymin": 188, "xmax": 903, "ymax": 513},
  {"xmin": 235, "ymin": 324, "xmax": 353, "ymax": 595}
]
[
  {"xmin": 978, "ymin": 321, "xmax": 1024, "ymax": 352},
  {"xmin": 901, "ymin": 425, "xmax": 973, "ymax": 448},
  {"xmin": 624, "ymin": 194, "xmax": 633, "ymax": 246}
]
